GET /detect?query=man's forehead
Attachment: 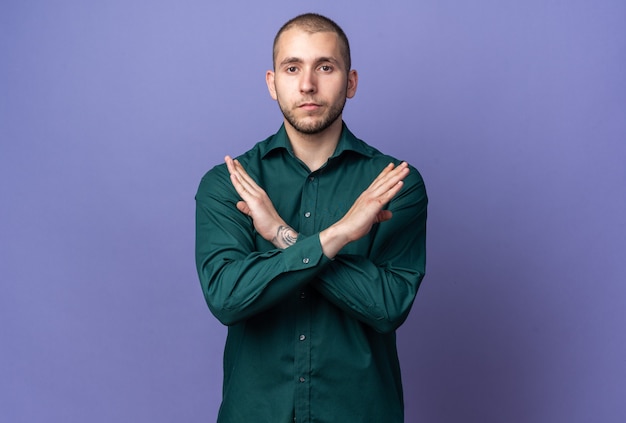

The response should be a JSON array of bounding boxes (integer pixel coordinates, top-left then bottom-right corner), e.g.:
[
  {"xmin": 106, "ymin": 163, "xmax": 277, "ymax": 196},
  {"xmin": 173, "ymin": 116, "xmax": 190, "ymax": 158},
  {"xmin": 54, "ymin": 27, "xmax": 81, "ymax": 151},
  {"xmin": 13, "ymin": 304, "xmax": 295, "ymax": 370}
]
[
  {"xmin": 275, "ymin": 28, "xmax": 341, "ymax": 57},
  {"xmin": 274, "ymin": 28, "xmax": 343, "ymax": 64}
]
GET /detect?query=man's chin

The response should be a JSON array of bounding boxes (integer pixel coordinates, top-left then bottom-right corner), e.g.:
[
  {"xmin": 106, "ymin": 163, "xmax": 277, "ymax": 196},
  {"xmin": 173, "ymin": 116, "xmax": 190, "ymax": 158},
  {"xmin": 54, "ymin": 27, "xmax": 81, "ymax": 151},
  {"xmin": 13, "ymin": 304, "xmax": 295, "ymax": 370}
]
[
  {"xmin": 287, "ymin": 118, "xmax": 323, "ymax": 135},
  {"xmin": 296, "ymin": 124, "xmax": 330, "ymax": 135},
  {"xmin": 288, "ymin": 114, "xmax": 343, "ymax": 135}
]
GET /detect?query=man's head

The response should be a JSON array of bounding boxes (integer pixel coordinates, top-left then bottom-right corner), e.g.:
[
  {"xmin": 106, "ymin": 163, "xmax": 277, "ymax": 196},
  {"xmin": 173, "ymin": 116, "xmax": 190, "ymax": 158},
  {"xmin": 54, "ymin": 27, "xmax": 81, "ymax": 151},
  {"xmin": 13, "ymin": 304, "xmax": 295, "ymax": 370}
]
[
  {"xmin": 267, "ymin": 14, "xmax": 357, "ymax": 136},
  {"xmin": 273, "ymin": 13, "xmax": 352, "ymax": 74}
]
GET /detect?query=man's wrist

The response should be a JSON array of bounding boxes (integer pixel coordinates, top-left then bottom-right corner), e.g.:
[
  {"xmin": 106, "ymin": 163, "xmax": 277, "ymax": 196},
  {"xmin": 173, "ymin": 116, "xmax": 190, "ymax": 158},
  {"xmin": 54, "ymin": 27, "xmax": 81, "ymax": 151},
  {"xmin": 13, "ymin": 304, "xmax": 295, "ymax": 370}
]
[
  {"xmin": 272, "ymin": 225, "xmax": 298, "ymax": 249},
  {"xmin": 319, "ymin": 224, "xmax": 350, "ymax": 259}
]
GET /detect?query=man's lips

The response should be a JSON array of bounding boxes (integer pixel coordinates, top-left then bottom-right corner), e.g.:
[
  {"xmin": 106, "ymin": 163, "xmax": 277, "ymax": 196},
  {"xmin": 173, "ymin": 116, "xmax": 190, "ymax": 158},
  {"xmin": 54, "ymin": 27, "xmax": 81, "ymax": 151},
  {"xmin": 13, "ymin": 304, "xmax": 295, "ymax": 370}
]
[{"xmin": 298, "ymin": 102, "xmax": 322, "ymax": 111}]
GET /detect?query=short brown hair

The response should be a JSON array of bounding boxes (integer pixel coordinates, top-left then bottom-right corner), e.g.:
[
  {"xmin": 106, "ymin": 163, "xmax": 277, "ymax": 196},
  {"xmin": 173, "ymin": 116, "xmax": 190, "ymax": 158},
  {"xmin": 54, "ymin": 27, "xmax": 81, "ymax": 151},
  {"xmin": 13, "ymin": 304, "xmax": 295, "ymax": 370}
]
[{"xmin": 272, "ymin": 13, "xmax": 352, "ymax": 72}]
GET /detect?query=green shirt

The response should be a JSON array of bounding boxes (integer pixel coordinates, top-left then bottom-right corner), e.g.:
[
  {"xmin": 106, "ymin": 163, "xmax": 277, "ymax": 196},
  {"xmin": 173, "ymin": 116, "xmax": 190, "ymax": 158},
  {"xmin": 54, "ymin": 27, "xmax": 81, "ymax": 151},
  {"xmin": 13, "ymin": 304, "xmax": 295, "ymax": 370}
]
[{"xmin": 195, "ymin": 123, "xmax": 427, "ymax": 423}]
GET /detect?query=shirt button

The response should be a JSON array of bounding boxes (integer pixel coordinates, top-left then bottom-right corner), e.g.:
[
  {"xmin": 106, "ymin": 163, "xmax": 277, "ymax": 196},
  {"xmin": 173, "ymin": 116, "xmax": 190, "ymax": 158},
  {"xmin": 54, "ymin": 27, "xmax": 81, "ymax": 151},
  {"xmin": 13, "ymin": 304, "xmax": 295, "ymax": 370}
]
[
  {"xmin": 304, "ymin": 211, "xmax": 311, "ymax": 218},
  {"xmin": 309, "ymin": 176, "xmax": 315, "ymax": 181},
  {"xmin": 299, "ymin": 334, "xmax": 306, "ymax": 341},
  {"xmin": 302, "ymin": 258, "xmax": 310, "ymax": 264},
  {"xmin": 300, "ymin": 292, "xmax": 306, "ymax": 299},
  {"xmin": 299, "ymin": 377, "xmax": 306, "ymax": 383}
]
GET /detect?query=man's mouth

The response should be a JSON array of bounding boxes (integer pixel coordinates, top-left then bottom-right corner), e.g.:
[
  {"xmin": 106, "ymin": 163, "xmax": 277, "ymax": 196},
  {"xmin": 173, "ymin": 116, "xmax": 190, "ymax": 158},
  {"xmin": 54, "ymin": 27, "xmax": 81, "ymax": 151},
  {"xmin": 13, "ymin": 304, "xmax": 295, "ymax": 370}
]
[{"xmin": 298, "ymin": 102, "xmax": 322, "ymax": 111}]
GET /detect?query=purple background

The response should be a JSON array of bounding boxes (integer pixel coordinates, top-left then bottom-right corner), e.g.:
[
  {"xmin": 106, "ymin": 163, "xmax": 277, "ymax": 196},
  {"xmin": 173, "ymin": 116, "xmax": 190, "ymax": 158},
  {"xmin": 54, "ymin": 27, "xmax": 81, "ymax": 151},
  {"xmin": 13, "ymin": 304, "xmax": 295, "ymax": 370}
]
[{"xmin": 2, "ymin": 1, "xmax": 625, "ymax": 422}]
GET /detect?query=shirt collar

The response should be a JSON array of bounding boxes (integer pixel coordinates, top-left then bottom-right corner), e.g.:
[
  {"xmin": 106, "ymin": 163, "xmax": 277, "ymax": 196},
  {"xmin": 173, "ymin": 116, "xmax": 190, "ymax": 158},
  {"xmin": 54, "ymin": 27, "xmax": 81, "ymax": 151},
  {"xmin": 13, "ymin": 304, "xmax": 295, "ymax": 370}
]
[{"xmin": 260, "ymin": 122, "xmax": 374, "ymax": 160}]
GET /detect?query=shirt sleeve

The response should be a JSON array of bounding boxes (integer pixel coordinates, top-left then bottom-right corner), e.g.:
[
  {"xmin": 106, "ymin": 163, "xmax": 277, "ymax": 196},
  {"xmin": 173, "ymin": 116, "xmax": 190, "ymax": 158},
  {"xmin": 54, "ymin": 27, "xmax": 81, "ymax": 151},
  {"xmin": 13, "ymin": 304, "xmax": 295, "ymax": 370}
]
[
  {"xmin": 195, "ymin": 165, "xmax": 332, "ymax": 326},
  {"xmin": 313, "ymin": 167, "xmax": 428, "ymax": 333}
]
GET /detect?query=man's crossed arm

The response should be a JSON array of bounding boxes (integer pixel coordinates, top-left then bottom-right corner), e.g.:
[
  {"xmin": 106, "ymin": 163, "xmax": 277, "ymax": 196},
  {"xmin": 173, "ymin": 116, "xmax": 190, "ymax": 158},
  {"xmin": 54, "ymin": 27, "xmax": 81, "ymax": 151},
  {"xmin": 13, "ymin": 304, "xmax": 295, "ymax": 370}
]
[{"xmin": 225, "ymin": 155, "xmax": 409, "ymax": 259}]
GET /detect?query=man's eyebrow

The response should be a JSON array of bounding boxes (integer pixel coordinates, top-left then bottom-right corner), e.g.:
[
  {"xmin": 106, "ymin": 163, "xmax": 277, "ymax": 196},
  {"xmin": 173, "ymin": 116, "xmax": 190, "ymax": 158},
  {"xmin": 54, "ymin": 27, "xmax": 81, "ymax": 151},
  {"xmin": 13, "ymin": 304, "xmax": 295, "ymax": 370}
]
[
  {"xmin": 316, "ymin": 56, "xmax": 340, "ymax": 65},
  {"xmin": 278, "ymin": 56, "xmax": 341, "ymax": 67},
  {"xmin": 279, "ymin": 57, "xmax": 303, "ymax": 66}
]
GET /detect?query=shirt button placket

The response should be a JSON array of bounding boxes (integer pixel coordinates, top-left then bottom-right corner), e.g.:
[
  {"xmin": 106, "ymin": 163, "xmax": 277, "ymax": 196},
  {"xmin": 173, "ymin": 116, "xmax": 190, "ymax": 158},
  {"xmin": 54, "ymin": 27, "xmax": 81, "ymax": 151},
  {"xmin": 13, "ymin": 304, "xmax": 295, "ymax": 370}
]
[{"xmin": 294, "ymin": 173, "xmax": 317, "ymax": 422}]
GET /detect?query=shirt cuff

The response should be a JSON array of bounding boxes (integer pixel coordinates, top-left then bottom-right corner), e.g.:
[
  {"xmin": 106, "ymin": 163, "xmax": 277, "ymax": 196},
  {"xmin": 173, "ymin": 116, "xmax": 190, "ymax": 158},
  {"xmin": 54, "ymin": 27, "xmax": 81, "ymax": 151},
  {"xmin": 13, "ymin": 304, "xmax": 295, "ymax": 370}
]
[{"xmin": 281, "ymin": 233, "xmax": 331, "ymax": 272}]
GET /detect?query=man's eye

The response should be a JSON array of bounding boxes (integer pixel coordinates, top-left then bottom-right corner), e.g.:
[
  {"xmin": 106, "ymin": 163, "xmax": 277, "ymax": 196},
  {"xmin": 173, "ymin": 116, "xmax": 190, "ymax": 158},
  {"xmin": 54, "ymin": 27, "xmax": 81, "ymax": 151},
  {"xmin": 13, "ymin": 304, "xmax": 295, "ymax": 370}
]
[
  {"xmin": 286, "ymin": 66, "xmax": 298, "ymax": 73},
  {"xmin": 320, "ymin": 65, "xmax": 332, "ymax": 72}
]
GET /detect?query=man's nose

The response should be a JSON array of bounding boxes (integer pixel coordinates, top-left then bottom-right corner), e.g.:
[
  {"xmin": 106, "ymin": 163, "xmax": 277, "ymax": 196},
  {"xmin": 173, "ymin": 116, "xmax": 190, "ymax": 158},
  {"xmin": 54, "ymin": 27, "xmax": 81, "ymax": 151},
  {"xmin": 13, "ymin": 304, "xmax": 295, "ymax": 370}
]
[{"xmin": 299, "ymin": 69, "xmax": 317, "ymax": 93}]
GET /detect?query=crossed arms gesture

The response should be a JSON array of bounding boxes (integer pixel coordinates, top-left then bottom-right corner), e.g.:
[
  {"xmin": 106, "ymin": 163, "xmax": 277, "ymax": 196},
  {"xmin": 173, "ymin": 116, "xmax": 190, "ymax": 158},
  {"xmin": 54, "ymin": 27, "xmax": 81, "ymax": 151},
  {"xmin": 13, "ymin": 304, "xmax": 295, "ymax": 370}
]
[{"xmin": 225, "ymin": 155, "xmax": 410, "ymax": 259}]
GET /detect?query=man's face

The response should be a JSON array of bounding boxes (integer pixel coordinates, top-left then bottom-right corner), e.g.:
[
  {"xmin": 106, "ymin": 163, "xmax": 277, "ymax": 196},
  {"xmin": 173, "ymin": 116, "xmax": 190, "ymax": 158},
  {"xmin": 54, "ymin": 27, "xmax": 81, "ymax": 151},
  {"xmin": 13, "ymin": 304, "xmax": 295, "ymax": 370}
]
[{"xmin": 267, "ymin": 28, "xmax": 357, "ymax": 135}]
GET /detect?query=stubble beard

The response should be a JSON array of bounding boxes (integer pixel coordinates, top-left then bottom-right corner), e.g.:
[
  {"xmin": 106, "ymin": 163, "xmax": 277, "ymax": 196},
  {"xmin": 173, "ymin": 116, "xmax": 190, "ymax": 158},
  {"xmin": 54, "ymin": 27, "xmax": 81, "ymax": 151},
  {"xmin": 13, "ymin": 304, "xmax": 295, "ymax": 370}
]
[{"xmin": 278, "ymin": 96, "xmax": 347, "ymax": 135}]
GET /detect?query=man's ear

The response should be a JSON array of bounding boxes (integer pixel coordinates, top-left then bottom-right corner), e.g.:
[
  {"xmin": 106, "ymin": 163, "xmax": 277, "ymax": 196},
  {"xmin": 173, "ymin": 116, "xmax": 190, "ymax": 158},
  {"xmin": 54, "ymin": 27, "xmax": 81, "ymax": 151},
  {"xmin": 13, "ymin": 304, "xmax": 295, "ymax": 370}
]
[
  {"xmin": 346, "ymin": 69, "xmax": 358, "ymax": 99},
  {"xmin": 266, "ymin": 70, "xmax": 277, "ymax": 100}
]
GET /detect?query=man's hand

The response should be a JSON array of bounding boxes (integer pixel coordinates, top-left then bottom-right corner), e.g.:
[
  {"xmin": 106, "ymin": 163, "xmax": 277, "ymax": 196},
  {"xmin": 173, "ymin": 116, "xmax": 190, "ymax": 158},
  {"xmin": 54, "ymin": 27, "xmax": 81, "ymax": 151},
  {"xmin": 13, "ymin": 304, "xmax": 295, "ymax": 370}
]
[
  {"xmin": 225, "ymin": 156, "xmax": 298, "ymax": 249},
  {"xmin": 320, "ymin": 162, "xmax": 410, "ymax": 259}
]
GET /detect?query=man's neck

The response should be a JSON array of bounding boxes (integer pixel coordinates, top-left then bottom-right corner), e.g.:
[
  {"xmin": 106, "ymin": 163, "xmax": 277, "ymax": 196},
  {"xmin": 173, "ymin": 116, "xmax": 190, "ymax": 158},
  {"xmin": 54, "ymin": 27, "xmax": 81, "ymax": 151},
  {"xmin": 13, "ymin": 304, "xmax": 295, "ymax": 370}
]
[{"xmin": 284, "ymin": 118, "xmax": 343, "ymax": 172}]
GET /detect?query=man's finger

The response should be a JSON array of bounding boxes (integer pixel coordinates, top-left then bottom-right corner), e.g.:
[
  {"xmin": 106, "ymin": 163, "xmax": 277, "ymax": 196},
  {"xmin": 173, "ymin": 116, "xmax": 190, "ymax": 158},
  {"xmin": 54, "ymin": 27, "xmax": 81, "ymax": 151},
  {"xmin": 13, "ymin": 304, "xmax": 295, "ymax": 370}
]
[
  {"xmin": 376, "ymin": 210, "xmax": 393, "ymax": 223},
  {"xmin": 232, "ymin": 159, "xmax": 263, "ymax": 195},
  {"xmin": 368, "ymin": 162, "xmax": 409, "ymax": 195},
  {"xmin": 236, "ymin": 201, "xmax": 251, "ymax": 216}
]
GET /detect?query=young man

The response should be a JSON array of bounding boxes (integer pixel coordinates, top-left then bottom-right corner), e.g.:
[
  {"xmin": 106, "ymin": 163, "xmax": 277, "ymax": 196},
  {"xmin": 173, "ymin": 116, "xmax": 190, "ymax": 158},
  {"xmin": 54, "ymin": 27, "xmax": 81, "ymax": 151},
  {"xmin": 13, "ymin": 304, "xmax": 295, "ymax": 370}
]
[{"xmin": 195, "ymin": 13, "xmax": 428, "ymax": 422}]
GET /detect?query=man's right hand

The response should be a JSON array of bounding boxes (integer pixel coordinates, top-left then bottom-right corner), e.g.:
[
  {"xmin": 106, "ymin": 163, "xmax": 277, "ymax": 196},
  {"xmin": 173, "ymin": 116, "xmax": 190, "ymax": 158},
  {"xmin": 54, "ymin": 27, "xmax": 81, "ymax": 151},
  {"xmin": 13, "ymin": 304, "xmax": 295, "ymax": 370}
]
[{"xmin": 225, "ymin": 156, "xmax": 299, "ymax": 249}]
